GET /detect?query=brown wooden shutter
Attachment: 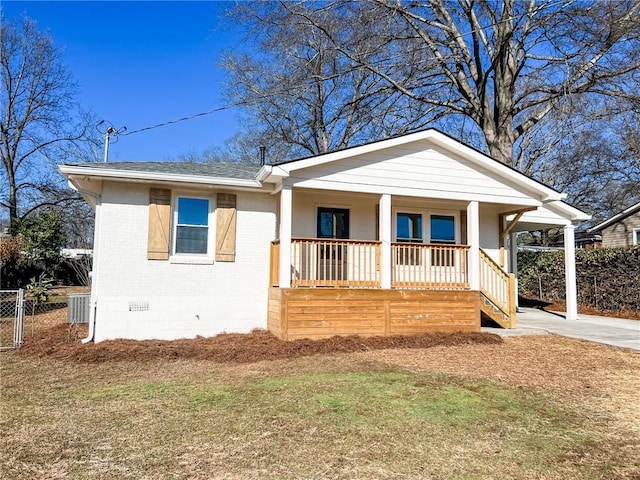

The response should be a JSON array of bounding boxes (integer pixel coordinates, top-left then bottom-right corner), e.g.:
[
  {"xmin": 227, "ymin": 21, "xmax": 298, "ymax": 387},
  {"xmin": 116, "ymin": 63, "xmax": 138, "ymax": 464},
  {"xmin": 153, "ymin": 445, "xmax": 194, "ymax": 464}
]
[
  {"xmin": 147, "ymin": 188, "xmax": 171, "ymax": 260},
  {"xmin": 216, "ymin": 193, "xmax": 237, "ymax": 262}
]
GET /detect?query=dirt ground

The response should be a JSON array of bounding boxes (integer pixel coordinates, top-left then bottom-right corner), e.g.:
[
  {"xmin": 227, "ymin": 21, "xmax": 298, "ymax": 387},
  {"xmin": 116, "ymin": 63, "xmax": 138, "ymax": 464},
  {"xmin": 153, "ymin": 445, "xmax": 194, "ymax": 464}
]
[
  {"xmin": 18, "ymin": 323, "xmax": 503, "ymax": 363},
  {"xmin": 18, "ymin": 319, "xmax": 640, "ymax": 427},
  {"xmin": 12, "ymin": 311, "xmax": 640, "ymax": 478}
]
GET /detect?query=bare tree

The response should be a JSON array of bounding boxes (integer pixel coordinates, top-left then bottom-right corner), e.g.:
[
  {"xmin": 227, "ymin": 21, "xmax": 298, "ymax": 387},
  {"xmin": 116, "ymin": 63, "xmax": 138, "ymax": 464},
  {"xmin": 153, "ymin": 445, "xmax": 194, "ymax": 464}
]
[
  {"xmin": 340, "ymin": 0, "xmax": 640, "ymax": 165},
  {"xmin": 222, "ymin": 2, "xmax": 431, "ymax": 159},
  {"xmin": 234, "ymin": 1, "xmax": 639, "ymax": 167},
  {"xmin": 176, "ymin": 130, "xmax": 295, "ymax": 165},
  {"xmin": 0, "ymin": 15, "xmax": 98, "ymax": 232}
]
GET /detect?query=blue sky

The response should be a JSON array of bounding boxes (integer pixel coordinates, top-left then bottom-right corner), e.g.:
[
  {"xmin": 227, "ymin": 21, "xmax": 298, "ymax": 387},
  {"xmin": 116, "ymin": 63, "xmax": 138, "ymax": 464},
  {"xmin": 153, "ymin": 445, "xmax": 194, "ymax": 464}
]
[{"xmin": 3, "ymin": 1, "xmax": 245, "ymax": 161}]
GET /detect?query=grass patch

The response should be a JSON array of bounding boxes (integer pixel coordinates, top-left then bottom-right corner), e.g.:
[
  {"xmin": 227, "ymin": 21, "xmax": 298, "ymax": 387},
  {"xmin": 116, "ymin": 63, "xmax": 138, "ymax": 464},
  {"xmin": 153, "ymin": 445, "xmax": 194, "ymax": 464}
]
[{"xmin": 0, "ymin": 354, "xmax": 634, "ymax": 479}]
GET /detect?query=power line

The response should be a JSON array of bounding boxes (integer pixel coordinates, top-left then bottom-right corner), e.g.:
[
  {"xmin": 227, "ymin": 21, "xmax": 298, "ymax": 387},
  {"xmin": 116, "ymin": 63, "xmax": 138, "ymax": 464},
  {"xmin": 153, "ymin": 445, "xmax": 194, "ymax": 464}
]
[
  {"xmin": 121, "ymin": 104, "xmax": 242, "ymax": 136},
  {"xmin": 116, "ymin": 0, "xmax": 584, "ymax": 138}
]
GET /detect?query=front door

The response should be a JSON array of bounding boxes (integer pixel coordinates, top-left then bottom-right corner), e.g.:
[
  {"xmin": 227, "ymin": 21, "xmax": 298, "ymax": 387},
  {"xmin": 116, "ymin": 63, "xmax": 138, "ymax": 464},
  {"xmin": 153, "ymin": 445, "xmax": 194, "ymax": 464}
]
[{"xmin": 317, "ymin": 207, "xmax": 349, "ymax": 282}]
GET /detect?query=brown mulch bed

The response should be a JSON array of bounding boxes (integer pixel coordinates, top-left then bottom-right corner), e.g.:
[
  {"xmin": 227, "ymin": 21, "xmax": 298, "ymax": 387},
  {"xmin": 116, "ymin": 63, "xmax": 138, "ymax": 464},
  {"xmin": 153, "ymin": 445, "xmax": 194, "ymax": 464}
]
[{"xmin": 18, "ymin": 323, "xmax": 503, "ymax": 364}]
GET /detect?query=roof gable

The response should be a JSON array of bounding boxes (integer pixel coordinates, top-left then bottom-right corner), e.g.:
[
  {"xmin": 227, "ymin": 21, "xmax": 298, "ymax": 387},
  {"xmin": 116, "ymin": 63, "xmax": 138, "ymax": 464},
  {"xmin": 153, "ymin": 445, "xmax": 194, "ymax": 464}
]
[
  {"xmin": 589, "ymin": 201, "xmax": 640, "ymax": 232},
  {"xmin": 282, "ymin": 140, "xmax": 544, "ymax": 206},
  {"xmin": 270, "ymin": 129, "xmax": 563, "ymax": 202}
]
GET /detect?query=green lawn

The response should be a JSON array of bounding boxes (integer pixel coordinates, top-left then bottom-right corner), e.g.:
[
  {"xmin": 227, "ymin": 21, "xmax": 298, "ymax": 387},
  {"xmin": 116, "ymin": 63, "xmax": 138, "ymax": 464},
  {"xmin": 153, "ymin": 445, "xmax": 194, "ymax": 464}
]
[{"xmin": 0, "ymin": 352, "xmax": 635, "ymax": 479}]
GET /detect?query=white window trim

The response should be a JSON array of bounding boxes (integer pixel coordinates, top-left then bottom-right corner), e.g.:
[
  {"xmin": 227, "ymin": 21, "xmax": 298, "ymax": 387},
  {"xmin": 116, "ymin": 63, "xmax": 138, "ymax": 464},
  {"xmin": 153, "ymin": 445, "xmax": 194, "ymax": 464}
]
[
  {"xmin": 170, "ymin": 193, "xmax": 216, "ymax": 264},
  {"xmin": 633, "ymin": 228, "xmax": 640, "ymax": 246},
  {"xmin": 392, "ymin": 207, "xmax": 460, "ymax": 244}
]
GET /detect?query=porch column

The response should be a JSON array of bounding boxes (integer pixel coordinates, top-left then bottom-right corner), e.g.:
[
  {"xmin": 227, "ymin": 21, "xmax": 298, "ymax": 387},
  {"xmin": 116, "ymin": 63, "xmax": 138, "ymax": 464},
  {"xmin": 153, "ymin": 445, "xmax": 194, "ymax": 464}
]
[
  {"xmin": 278, "ymin": 185, "xmax": 292, "ymax": 288},
  {"xmin": 564, "ymin": 224, "xmax": 579, "ymax": 321},
  {"xmin": 510, "ymin": 231, "xmax": 520, "ymax": 310},
  {"xmin": 467, "ymin": 201, "xmax": 480, "ymax": 290},
  {"xmin": 379, "ymin": 193, "xmax": 392, "ymax": 289}
]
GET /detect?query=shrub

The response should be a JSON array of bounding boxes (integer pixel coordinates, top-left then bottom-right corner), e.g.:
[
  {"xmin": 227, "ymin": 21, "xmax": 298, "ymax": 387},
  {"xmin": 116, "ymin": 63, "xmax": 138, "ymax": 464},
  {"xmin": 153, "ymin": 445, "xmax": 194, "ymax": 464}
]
[{"xmin": 518, "ymin": 246, "xmax": 640, "ymax": 312}]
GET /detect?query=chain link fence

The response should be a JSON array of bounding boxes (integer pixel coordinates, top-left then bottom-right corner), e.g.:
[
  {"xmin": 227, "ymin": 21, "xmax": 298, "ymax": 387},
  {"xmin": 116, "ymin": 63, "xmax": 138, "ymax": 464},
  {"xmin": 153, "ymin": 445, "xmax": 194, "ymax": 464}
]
[
  {"xmin": 1, "ymin": 289, "xmax": 88, "ymax": 350},
  {"xmin": 0, "ymin": 290, "xmax": 25, "ymax": 350},
  {"xmin": 22, "ymin": 299, "xmax": 71, "ymax": 339}
]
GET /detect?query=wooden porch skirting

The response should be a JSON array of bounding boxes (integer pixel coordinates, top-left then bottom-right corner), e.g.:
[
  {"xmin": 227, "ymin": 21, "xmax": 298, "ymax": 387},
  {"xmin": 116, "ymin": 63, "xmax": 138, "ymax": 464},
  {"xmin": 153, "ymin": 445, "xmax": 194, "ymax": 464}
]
[{"xmin": 268, "ymin": 287, "xmax": 480, "ymax": 341}]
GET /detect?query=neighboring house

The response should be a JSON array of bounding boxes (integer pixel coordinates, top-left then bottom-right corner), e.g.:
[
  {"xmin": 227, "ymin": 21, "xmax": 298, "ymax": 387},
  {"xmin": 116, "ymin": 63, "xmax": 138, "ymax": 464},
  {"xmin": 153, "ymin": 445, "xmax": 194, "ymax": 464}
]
[
  {"xmin": 588, "ymin": 201, "xmax": 640, "ymax": 248},
  {"xmin": 545, "ymin": 230, "xmax": 602, "ymax": 250},
  {"xmin": 61, "ymin": 248, "xmax": 93, "ymax": 259},
  {"xmin": 60, "ymin": 129, "xmax": 589, "ymax": 342}
]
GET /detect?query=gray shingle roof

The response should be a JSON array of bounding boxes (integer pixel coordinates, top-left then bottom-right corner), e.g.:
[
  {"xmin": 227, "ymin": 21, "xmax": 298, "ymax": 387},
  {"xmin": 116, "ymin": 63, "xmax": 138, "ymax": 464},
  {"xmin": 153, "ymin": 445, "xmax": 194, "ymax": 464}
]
[{"xmin": 66, "ymin": 161, "xmax": 262, "ymax": 180}]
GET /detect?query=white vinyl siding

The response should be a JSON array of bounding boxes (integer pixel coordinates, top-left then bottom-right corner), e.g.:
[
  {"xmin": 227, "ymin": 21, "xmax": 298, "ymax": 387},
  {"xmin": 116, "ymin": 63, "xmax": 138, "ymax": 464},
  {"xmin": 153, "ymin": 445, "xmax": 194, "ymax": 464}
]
[{"xmin": 288, "ymin": 141, "xmax": 539, "ymax": 205}]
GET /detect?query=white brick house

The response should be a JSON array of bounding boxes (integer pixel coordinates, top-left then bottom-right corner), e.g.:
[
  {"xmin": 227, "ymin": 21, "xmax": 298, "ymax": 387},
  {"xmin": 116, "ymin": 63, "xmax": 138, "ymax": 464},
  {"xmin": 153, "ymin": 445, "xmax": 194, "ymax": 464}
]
[{"xmin": 60, "ymin": 129, "xmax": 589, "ymax": 342}]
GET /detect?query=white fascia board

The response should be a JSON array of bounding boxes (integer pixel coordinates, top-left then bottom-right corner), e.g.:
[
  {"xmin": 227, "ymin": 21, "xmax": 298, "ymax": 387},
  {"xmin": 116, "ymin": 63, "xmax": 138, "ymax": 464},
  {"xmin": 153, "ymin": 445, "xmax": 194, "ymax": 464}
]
[
  {"xmin": 255, "ymin": 165, "xmax": 271, "ymax": 182},
  {"xmin": 259, "ymin": 165, "xmax": 289, "ymax": 185},
  {"xmin": 513, "ymin": 201, "xmax": 590, "ymax": 230},
  {"xmin": 278, "ymin": 129, "xmax": 563, "ymax": 202},
  {"xmin": 59, "ymin": 164, "xmax": 265, "ymax": 189},
  {"xmin": 545, "ymin": 200, "xmax": 591, "ymax": 222}
]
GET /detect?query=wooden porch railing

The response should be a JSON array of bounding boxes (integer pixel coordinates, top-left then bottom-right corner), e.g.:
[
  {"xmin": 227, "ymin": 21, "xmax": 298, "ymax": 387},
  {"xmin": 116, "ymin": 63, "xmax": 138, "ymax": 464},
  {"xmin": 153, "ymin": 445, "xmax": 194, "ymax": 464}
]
[
  {"xmin": 479, "ymin": 248, "xmax": 516, "ymax": 327},
  {"xmin": 271, "ymin": 239, "xmax": 472, "ymax": 290},
  {"xmin": 391, "ymin": 243, "xmax": 470, "ymax": 289},
  {"xmin": 290, "ymin": 238, "xmax": 381, "ymax": 287}
]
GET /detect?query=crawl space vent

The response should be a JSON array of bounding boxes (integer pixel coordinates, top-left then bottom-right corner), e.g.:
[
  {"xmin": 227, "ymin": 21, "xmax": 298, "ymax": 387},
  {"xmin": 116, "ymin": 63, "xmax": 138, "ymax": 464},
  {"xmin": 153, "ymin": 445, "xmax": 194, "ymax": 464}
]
[{"xmin": 129, "ymin": 301, "xmax": 150, "ymax": 312}]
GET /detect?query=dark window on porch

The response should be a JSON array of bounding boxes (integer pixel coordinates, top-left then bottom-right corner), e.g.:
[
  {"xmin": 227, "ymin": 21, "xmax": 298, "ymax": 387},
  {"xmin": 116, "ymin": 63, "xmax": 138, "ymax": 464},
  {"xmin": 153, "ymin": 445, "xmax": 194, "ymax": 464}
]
[
  {"xmin": 430, "ymin": 215, "xmax": 456, "ymax": 266},
  {"xmin": 397, "ymin": 213, "xmax": 423, "ymax": 243},
  {"xmin": 430, "ymin": 215, "xmax": 455, "ymax": 244},
  {"xmin": 317, "ymin": 207, "xmax": 350, "ymax": 239},
  {"xmin": 396, "ymin": 212, "xmax": 423, "ymax": 265},
  {"xmin": 317, "ymin": 207, "xmax": 350, "ymax": 281}
]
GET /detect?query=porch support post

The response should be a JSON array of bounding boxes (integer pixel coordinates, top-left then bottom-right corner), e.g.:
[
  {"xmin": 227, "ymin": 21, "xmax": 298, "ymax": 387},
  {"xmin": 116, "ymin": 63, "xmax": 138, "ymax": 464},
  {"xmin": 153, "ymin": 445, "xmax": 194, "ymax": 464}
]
[
  {"xmin": 564, "ymin": 224, "xmax": 579, "ymax": 321},
  {"xmin": 467, "ymin": 201, "xmax": 480, "ymax": 290},
  {"xmin": 278, "ymin": 185, "xmax": 292, "ymax": 288},
  {"xmin": 510, "ymin": 231, "xmax": 520, "ymax": 310},
  {"xmin": 379, "ymin": 193, "xmax": 392, "ymax": 289}
]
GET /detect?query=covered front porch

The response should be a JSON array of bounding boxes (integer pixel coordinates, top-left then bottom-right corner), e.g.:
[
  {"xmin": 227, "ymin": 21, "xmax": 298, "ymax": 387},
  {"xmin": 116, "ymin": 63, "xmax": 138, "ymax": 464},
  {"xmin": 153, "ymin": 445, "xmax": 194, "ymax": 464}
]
[
  {"xmin": 267, "ymin": 188, "xmax": 517, "ymax": 340},
  {"xmin": 260, "ymin": 130, "xmax": 588, "ymax": 341}
]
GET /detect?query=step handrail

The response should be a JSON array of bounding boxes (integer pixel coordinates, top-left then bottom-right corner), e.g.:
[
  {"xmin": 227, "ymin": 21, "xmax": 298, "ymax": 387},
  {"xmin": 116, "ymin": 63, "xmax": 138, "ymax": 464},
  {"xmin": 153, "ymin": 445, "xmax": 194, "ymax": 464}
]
[{"xmin": 479, "ymin": 248, "xmax": 516, "ymax": 326}]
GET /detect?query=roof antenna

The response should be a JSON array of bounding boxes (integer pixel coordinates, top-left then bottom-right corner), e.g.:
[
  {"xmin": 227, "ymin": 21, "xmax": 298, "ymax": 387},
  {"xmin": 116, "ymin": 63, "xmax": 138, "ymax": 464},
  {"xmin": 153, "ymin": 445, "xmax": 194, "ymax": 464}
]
[{"xmin": 259, "ymin": 145, "xmax": 267, "ymax": 165}]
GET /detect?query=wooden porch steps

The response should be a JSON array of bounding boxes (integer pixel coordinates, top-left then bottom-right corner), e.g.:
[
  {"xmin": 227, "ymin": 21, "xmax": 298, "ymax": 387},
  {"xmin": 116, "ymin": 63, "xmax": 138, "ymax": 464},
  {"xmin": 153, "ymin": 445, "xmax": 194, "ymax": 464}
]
[{"xmin": 480, "ymin": 293, "xmax": 511, "ymax": 329}]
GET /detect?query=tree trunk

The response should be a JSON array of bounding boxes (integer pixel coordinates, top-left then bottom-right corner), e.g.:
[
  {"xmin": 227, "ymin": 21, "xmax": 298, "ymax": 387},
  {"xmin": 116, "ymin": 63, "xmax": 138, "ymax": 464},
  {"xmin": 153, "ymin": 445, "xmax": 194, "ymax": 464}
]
[
  {"xmin": 8, "ymin": 171, "xmax": 18, "ymax": 234},
  {"xmin": 486, "ymin": 130, "xmax": 515, "ymax": 166}
]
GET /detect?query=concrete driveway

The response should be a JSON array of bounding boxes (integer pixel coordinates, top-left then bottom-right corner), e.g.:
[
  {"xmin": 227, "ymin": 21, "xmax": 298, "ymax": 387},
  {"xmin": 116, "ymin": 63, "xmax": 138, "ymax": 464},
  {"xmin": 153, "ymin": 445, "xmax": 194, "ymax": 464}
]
[{"xmin": 482, "ymin": 307, "xmax": 640, "ymax": 350}]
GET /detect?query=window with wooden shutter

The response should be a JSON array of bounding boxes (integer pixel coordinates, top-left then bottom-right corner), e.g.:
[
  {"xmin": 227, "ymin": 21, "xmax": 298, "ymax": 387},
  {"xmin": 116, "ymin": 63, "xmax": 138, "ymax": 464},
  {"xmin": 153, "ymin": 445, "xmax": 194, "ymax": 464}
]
[
  {"xmin": 175, "ymin": 197, "xmax": 210, "ymax": 254},
  {"xmin": 215, "ymin": 193, "xmax": 237, "ymax": 262},
  {"xmin": 147, "ymin": 188, "xmax": 171, "ymax": 260}
]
